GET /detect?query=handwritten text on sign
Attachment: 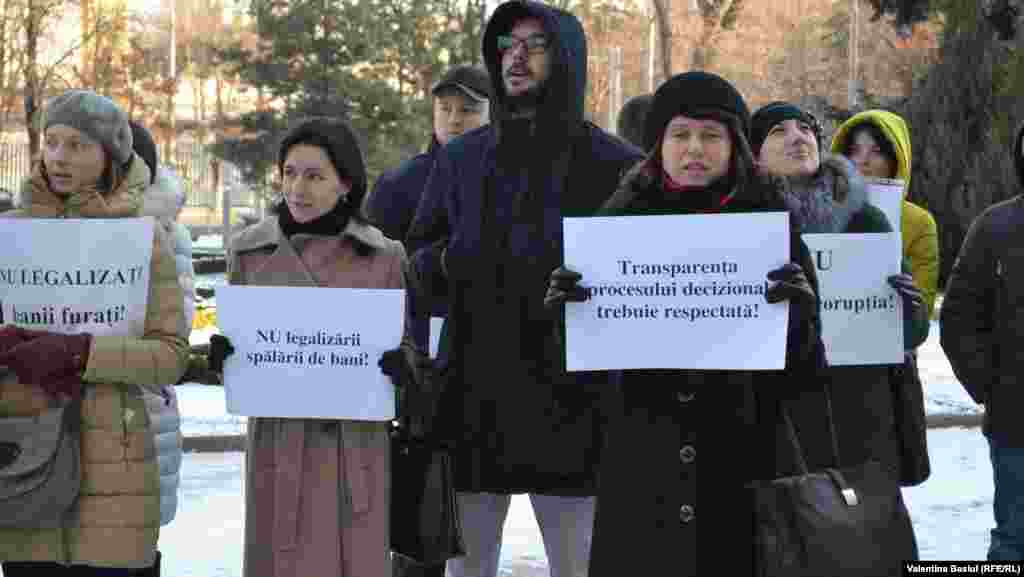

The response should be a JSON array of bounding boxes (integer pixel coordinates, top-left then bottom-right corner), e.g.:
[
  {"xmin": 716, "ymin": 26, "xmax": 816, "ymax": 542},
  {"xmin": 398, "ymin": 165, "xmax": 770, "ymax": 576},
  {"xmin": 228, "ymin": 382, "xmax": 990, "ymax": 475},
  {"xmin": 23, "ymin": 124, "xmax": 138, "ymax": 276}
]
[
  {"xmin": 802, "ymin": 233, "xmax": 903, "ymax": 365},
  {"xmin": 216, "ymin": 285, "xmax": 405, "ymax": 420},
  {"xmin": 563, "ymin": 213, "xmax": 791, "ymax": 371},
  {"xmin": 0, "ymin": 218, "xmax": 154, "ymax": 337}
]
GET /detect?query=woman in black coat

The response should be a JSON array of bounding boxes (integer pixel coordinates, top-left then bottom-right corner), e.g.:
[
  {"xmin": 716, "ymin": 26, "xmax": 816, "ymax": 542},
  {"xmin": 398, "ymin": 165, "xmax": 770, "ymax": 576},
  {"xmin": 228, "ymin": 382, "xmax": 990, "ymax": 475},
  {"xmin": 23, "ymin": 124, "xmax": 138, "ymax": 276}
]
[{"xmin": 546, "ymin": 71, "xmax": 832, "ymax": 577}]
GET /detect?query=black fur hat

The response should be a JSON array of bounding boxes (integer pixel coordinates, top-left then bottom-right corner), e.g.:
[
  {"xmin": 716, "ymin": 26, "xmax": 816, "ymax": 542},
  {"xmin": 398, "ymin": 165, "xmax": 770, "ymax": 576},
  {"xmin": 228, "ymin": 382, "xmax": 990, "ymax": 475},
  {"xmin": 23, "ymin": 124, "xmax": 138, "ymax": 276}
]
[{"xmin": 644, "ymin": 71, "xmax": 751, "ymax": 153}]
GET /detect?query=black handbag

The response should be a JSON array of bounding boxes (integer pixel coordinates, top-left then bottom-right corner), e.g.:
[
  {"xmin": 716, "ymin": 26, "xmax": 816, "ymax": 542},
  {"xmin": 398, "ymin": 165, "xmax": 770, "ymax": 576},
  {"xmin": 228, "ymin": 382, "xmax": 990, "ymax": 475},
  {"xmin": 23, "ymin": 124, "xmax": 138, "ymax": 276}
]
[
  {"xmin": 390, "ymin": 358, "xmax": 464, "ymax": 566},
  {"xmin": 0, "ymin": 388, "xmax": 82, "ymax": 528},
  {"xmin": 390, "ymin": 436, "xmax": 464, "ymax": 566},
  {"xmin": 748, "ymin": 396, "xmax": 917, "ymax": 577},
  {"xmin": 891, "ymin": 352, "xmax": 930, "ymax": 487}
]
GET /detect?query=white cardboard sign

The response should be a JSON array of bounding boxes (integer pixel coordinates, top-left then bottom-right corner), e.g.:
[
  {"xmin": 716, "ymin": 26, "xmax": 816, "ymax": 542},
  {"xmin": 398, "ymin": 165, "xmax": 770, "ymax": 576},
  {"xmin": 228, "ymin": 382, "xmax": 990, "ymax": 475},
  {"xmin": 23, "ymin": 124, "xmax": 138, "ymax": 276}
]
[
  {"xmin": 563, "ymin": 213, "xmax": 791, "ymax": 371},
  {"xmin": 864, "ymin": 177, "xmax": 905, "ymax": 248},
  {"xmin": 0, "ymin": 218, "xmax": 154, "ymax": 337},
  {"xmin": 217, "ymin": 285, "xmax": 405, "ymax": 420},
  {"xmin": 801, "ymin": 232, "xmax": 903, "ymax": 366}
]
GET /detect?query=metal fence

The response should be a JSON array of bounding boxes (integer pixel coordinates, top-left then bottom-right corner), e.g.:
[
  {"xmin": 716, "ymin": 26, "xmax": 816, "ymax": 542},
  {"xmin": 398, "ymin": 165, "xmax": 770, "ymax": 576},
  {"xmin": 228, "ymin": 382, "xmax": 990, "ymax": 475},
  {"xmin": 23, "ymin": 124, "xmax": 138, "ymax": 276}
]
[
  {"xmin": 0, "ymin": 135, "xmax": 257, "ymax": 209},
  {"xmin": 0, "ymin": 139, "xmax": 32, "ymax": 197},
  {"xmin": 170, "ymin": 139, "xmax": 256, "ymax": 208}
]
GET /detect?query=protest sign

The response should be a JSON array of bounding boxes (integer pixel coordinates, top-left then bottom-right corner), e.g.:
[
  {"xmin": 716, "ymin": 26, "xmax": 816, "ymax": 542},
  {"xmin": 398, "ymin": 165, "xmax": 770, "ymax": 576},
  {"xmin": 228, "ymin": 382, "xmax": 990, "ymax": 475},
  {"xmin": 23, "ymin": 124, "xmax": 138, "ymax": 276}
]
[
  {"xmin": 217, "ymin": 285, "xmax": 405, "ymax": 420},
  {"xmin": 563, "ymin": 212, "xmax": 790, "ymax": 371},
  {"xmin": 801, "ymin": 233, "xmax": 903, "ymax": 366},
  {"xmin": 864, "ymin": 177, "xmax": 905, "ymax": 248},
  {"xmin": 0, "ymin": 218, "xmax": 154, "ymax": 337}
]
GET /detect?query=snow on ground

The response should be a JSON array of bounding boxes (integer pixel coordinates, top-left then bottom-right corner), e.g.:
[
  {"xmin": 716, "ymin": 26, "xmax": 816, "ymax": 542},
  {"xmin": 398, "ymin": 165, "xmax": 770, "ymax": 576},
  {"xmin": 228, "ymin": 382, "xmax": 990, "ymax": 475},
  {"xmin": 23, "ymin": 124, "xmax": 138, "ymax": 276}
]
[
  {"xmin": 903, "ymin": 427, "xmax": 995, "ymax": 561},
  {"xmin": 153, "ymin": 427, "xmax": 999, "ymax": 577},
  {"xmin": 918, "ymin": 320, "xmax": 983, "ymax": 418}
]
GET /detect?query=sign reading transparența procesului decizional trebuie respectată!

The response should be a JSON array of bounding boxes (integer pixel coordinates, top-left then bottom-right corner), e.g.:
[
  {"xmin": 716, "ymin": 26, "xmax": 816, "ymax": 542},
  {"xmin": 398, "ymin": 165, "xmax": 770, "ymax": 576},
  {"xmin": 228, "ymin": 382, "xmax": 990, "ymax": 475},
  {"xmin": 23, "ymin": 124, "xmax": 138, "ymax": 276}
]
[
  {"xmin": 0, "ymin": 218, "xmax": 154, "ymax": 339},
  {"xmin": 562, "ymin": 212, "xmax": 791, "ymax": 372},
  {"xmin": 216, "ymin": 285, "xmax": 405, "ymax": 420}
]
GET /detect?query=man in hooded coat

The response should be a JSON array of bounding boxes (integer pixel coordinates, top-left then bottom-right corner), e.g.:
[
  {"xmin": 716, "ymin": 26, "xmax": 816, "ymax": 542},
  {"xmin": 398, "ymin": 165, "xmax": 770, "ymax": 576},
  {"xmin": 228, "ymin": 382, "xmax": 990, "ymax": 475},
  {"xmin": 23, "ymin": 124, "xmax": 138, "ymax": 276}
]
[{"xmin": 406, "ymin": 2, "xmax": 643, "ymax": 575}]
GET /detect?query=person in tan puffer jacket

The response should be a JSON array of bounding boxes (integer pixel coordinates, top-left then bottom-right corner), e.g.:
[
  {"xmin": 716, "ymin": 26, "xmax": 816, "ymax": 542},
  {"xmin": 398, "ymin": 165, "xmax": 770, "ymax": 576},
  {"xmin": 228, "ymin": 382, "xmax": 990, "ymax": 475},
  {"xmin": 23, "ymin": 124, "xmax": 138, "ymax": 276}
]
[{"xmin": 0, "ymin": 90, "xmax": 188, "ymax": 577}]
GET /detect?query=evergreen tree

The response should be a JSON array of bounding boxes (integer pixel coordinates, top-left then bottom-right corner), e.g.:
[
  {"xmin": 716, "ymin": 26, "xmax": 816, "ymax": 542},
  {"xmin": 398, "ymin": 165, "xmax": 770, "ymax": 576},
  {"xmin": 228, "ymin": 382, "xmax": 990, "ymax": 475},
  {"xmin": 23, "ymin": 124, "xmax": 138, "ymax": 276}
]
[{"xmin": 211, "ymin": 0, "xmax": 414, "ymax": 195}]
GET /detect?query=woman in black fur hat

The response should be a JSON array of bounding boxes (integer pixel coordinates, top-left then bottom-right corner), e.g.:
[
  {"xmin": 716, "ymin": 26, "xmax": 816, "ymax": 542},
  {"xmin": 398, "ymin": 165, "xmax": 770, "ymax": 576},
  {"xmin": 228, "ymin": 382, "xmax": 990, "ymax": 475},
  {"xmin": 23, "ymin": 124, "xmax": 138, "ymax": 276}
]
[{"xmin": 546, "ymin": 71, "xmax": 832, "ymax": 577}]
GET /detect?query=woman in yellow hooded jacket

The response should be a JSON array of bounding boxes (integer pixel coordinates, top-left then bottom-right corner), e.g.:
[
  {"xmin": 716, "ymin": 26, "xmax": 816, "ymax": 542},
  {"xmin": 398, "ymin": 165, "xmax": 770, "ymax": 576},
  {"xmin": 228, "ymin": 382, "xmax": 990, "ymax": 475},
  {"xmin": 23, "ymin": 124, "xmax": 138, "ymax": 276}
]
[{"xmin": 831, "ymin": 110, "xmax": 940, "ymax": 318}]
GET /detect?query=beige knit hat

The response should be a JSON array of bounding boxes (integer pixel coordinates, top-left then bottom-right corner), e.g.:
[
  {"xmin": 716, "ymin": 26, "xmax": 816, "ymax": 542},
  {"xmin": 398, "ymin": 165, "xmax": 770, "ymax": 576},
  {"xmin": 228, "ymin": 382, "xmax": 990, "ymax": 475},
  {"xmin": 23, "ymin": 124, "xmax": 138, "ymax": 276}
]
[{"xmin": 43, "ymin": 90, "xmax": 133, "ymax": 165}]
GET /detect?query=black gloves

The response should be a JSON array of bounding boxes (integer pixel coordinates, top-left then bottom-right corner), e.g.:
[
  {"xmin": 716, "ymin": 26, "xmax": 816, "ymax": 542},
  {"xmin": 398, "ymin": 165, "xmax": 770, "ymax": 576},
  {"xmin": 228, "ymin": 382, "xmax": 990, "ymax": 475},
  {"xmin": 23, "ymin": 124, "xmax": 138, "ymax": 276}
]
[
  {"xmin": 765, "ymin": 263, "xmax": 816, "ymax": 308},
  {"xmin": 208, "ymin": 334, "xmax": 235, "ymax": 373},
  {"xmin": 889, "ymin": 273, "xmax": 930, "ymax": 349},
  {"xmin": 544, "ymin": 266, "xmax": 589, "ymax": 309},
  {"xmin": 379, "ymin": 348, "xmax": 418, "ymax": 390},
  {"xmin": 887, "ymin": 273, "xmax": 924, "ymax": 313}
]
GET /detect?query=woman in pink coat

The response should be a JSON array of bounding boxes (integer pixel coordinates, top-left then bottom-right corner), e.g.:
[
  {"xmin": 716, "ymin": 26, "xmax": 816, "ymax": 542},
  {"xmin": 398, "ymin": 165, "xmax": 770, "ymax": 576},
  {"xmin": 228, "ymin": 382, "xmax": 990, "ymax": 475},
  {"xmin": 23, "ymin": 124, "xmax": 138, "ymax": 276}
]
[{"xmin": 211, "ymin": 116, "xmax": 420, "ymax": 576}]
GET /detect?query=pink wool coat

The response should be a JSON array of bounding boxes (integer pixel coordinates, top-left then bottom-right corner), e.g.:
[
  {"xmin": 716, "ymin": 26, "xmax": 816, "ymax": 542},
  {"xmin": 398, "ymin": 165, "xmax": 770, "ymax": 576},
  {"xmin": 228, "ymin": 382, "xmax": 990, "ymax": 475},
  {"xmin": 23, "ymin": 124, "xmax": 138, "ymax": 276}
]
[{"xmin": 228, "ymin": 215, "xmax": 413, "ymax": 577}]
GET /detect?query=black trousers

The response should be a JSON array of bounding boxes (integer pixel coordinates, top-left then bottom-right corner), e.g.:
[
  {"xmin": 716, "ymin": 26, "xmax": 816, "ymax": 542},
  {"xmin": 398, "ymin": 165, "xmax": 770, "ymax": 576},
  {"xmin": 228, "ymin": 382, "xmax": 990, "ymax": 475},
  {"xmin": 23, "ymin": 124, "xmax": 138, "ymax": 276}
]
[{"xmin": 2, "ymin": 551, "xmax": 160, "ymax": 577}]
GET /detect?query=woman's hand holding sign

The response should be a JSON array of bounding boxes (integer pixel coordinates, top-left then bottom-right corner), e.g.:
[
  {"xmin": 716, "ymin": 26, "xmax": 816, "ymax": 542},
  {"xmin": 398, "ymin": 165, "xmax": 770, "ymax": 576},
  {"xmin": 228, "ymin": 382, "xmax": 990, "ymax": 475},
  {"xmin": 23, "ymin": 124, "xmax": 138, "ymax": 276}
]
[
  {"xmin": 0, "ymin": 329, "xmax": 92, "ymax": 398},
  {"xmin": 765, "ymin": 263, "xmax": 816, "ymax": 310},
  {"xmin": 378, "ymin": 348, "xmax": 418, "ymax": 390},
  {"xmin": 544, "ymin": 266, "xmax": 589, "ymax": 309},
  {"xmin": 208, "ymin": 334, "xmax": 235, "ymax": 373},
  {"xmin": 887, "ymin": 273, "xmax": 924, "ymax": 313},
  {"xmin": 888, "ymin": 272, "xmax": 929, "ymax": 349}
]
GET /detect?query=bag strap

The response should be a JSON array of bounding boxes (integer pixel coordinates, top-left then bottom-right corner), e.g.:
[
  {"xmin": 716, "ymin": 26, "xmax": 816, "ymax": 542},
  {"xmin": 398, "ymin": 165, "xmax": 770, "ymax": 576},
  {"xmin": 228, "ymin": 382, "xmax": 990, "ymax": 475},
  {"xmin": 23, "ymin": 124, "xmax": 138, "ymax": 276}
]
[
  {"xmin": 778, "ymin": 388, "xmax": 843, "ymax": 475},
  {"xmin": 58, "ymin": 385, "xmax": 86, "ymax": 436}
]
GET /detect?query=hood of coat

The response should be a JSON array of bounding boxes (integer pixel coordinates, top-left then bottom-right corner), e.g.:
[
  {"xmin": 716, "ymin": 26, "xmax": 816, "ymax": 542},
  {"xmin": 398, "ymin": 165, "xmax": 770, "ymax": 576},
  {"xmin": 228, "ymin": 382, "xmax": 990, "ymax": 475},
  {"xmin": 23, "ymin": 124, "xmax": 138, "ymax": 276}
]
[
  {"xmin": 831, "ymin": 109, "xmax": 912, "ymax": 193},
  {"xmin": 20, "ymin": 152, "xmax": 150, "ymax": 218},
  {"xmin": 142, "ymin": 166, "xmax": 186, "ymax": 228},
  {"xmin": 482, "ymin": 0, "xmax": 586, "ymax": 146},
  {"xmin": 1015, "ymin": 120, "xmax": 1024, "ymax": 189},
  {"xmin": 782, "ymin": 153, "xmax": 867, "ymax": 234}
]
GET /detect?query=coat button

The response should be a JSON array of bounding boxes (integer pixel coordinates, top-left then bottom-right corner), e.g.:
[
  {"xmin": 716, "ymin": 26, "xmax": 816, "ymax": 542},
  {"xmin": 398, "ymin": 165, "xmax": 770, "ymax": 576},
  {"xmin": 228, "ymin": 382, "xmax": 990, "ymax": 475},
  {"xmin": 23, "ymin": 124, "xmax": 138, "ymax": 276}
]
[
  {"xmin": 677, "ymin": 391, "xmax": 695, "ymax": 403},
  {"xmin": 679, "ymin": 445, "xmax": 696, "ymax": 464},
  {"xmin": 679, "ymin": 504, "xmax": 695, "ymax": 523}
]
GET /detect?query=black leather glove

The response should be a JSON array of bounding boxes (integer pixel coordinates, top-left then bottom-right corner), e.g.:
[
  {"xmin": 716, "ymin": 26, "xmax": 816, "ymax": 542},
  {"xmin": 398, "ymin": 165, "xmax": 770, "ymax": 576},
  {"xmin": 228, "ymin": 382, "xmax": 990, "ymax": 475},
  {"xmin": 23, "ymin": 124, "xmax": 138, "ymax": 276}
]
[
  {"xmin": 889, "ymin": 273, "xmax": 929, "ymax": 349},
  {"xmin": 887, "ymin": 273, "xmax": 924, "ymax": 313},
  {"xmin": 544, "ymin": 266, "xmax": 589, "ymax": 310},
  {"xmin": 379, "ymin": 347, "xmax": 417, "ymax": 389},
  {"xmin": 765, "ymin": 263, "xmax": 816, "ymax": 307},
  {"xmin": 208, "ymin": 334, "xmax": 235, "ymax": 373}
]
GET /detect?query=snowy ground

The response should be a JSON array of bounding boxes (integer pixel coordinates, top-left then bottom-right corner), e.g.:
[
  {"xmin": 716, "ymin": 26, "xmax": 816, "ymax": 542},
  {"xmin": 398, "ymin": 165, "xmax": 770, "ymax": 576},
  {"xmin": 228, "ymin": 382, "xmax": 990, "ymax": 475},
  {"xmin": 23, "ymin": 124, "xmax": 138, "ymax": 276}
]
[{"xmin": 1, "ymin": 320, "xmax": 997, "ymax": 576}]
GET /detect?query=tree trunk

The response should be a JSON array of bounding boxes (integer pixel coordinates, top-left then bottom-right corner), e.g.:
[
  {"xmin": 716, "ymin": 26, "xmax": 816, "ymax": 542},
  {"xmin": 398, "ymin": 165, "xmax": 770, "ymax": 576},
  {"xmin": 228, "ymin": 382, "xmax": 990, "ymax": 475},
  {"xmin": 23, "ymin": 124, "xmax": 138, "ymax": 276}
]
[
  {"xmin": 24, "ymin": 0, "xmax": 40, "ymax": 158},
  {"xmin": 650, "ymin": 0, "xmax": 672, "ymax": 83}
]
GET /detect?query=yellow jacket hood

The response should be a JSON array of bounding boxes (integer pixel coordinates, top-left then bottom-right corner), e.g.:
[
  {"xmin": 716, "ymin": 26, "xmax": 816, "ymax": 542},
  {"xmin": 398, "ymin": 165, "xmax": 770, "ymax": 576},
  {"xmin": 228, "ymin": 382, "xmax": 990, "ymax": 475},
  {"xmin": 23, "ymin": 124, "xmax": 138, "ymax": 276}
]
[{"xmin": 831, "ymin": 110, "xmax": 912, "ymax": 194}]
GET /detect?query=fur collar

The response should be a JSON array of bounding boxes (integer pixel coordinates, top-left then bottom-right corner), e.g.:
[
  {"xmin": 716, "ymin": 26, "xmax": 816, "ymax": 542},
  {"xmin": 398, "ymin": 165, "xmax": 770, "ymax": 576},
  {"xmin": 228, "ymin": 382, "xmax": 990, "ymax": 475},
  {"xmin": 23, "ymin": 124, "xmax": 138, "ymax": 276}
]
[
  {"xmin": 231, "ymin": 214, "xmax": 391, "ymax": 255},
  {"xmin": 781, "ymin": 154, "xmax": 867, "ymax": 233}
]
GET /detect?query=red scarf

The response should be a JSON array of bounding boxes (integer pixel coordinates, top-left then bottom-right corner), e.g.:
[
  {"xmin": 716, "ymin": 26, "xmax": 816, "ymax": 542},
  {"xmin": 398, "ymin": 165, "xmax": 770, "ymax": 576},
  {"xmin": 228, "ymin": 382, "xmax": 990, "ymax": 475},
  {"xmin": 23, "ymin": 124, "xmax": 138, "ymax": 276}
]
[{"xmin": 662, "ymin": 169, "xmax": 735, "ymax": 213}]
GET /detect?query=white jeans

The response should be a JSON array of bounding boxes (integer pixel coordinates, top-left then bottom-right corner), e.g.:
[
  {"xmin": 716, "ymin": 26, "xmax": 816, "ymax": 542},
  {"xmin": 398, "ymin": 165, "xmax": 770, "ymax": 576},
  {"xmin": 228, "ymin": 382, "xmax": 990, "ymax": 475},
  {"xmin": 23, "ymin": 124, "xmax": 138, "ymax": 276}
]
[{"xmin": 445, "ymin": 492, "xmax": 595, "ymax": 577}]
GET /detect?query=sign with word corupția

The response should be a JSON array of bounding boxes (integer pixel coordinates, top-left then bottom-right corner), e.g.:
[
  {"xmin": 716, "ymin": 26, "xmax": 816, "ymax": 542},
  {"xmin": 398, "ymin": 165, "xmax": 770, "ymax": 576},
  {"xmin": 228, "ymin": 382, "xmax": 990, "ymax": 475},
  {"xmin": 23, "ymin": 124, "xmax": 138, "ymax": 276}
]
[
  {"xmin": 216, "ymin": 285, "xmax": 405, "ymax": 420},
  {"xmin": 0, "ymin": 218, "xmax": 155, "ymax": 338},
  {"xmin": 801, "ymin": 232, "xmax": 903, "ymax": 366},
  {"xmin": 563, "ymin": 212, "xmax": 791, "ymax": 371}
]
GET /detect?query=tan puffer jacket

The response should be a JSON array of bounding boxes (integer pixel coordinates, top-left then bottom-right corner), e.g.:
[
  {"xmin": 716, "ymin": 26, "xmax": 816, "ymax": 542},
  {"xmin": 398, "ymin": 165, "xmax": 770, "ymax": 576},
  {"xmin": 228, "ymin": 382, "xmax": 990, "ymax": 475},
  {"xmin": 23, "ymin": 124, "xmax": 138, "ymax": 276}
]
[{"xmin": 0, "ymin": 155, "xmax": 189, "ymax": 568}]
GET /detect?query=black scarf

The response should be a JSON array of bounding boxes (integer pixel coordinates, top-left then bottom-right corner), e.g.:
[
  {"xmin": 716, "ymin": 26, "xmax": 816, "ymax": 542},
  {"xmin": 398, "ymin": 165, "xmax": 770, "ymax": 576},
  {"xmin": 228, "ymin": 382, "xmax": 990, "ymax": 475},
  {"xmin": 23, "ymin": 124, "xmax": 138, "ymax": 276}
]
[{"xmin": 277, "ymin": 197, "xmax": 352, "ymax": 238}]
